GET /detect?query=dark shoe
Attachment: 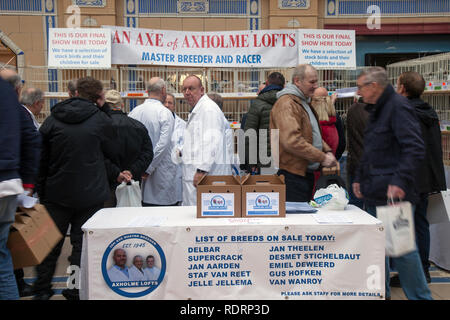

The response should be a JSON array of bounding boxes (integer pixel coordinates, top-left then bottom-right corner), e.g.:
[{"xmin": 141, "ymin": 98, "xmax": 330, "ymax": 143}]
[
  {"xmin": 62, "ymin": 288, "xmax": 79, "ymax": 300},
  {"xmin": 32, "ymin": 289, "xmax": 54, "ymax": 300},
  {"xmin": 19, "ymin": 282, "xmax": 34, "ymax": 297},
  {"xmin": 390, "ymin": 274, "xmax": 401, "ymax": 287}
]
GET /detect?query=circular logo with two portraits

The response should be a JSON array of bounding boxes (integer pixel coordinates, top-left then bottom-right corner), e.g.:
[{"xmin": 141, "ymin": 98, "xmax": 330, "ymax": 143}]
[{"xmin": 101, "ymin": 233, "xmax": 166, "ymax": 298}]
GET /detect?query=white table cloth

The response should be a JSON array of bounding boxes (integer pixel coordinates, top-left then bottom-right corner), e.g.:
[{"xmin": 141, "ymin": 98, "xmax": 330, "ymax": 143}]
[{"xmin": 80, "ymin": 205, "xmax": 385, "ymax": 300}]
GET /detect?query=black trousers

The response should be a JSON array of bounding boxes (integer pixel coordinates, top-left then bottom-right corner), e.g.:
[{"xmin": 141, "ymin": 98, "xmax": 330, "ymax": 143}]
[
  {"xmin": 278, "ymin": 169, "xmax": 315, "ymax": 202},
  {"xmin": 14, "ymin": 269, "xmax": 25, "ymax": 290},
  {"xmin": 33, "ymin": 202, "xmax": 103, "ymax": 293},
  {"xmin": 414, "ymin": 193, "xmax": 430, "ymax": 273}
]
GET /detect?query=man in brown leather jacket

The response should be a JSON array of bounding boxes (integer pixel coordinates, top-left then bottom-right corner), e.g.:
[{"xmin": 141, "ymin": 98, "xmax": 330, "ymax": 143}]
[{"xmin": 270, "ymin": 64, "xmax": 336, "ymax": 202}]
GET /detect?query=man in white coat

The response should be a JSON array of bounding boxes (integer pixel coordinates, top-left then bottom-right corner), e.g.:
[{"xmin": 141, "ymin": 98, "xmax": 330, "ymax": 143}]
[
  {"xmin": 128, "ymin": 255, "xmax": 146, "ymax": 281},
  {"xmin": 129, "ymin": 77, "xmax": 176, "ymax": 206},
  {"xmin": 107, "ymin": 249, "xmax": 129, "ymax": 282},
  {"xmin": 143, "ymin": 255, "xmax": 161, "ymax": 281},
  {"xmin": 164, "ymin": 93, "xmax": 186, "ymax": 205},
  {"xmin": 181, "ymin": 75, "xmax": 232, "ymax": 206}
]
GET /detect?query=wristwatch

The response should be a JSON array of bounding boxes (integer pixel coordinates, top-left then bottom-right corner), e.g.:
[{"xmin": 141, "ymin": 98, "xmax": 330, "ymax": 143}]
[{"xmin": 196, "ymin": 168, "xmax": 208, "ymax": 174}]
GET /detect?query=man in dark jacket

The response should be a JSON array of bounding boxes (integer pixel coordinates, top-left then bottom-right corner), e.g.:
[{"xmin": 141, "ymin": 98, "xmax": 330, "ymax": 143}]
[
  {"xmin": 0, "ymin": 76, "xmax": 40, "ymax": 300},
  {"xmin": 33, "ymin": 77, "xmax": 119, "ymax": 300},
  {"xmin": 346, "ymin": 97, "xmax": 369, "ymax": 209},
  {"xmin": 0, "ymin": 68, "xmax": 41, "ymax": 195},
  {"xmin": 243, "ymin": 72, "xmax": 285, "ymax": 174},
  {"xmin": 391, "ymin": 71, "xmax": 446, "ymax": 285},
  {"xmin": 353, "ymin": 67, "xmax": 431, "ymax": 300},
  {"xmin": 103, "ymin": 90, "xmax": 154, "ymax": 207},
  {"xmin": 1, "ymin": 68, "xmax": 42, "ymax": 298}
]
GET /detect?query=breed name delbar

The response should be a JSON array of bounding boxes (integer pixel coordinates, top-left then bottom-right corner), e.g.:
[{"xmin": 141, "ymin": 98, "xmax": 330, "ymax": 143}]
[{"xmin": 180, "ymin": 304, "xmax": 270, "ymax": 317}]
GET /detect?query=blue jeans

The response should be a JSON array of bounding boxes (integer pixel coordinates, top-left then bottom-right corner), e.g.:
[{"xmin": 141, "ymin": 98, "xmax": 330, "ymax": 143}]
[
  {"xmin": 366, "ymin": 205, "xmax": 432, "ymax": 300},
  {"xmin": 0, "ymin": 195, "xmax": 19, "ymax": 300}
]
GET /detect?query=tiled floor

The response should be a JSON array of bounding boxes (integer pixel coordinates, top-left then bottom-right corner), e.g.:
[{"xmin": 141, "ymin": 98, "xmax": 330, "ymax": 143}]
[
  {"xmin": 390, "ymin": 265, "xmax": 450, "ymax": 300},
  {"xmin": 21, "ymin": 236, "xmax": 450, "ymax": 300}
]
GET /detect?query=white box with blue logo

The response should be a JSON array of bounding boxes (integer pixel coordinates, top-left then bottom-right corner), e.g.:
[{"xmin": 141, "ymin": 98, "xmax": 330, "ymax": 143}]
[
  {"xmin": 241, "ymin": 175, "xmax": 286, "ymax": 218},
  {"xmin": 197, "ymin": 175, "xmax": 242, "ymax": 218}
]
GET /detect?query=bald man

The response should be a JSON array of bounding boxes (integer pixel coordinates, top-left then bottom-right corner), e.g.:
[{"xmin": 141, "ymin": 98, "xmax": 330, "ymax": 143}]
[
  {"xmin": 181, "ymin": 75, "xmax": 231, "ymax": 205},
  {"xmin": 129, "ymin": 77, "xmax": 176, "ymax": 206},
  {"xmin": 107, "ymin": 249, "xmax": 129, "ymax": 282}
]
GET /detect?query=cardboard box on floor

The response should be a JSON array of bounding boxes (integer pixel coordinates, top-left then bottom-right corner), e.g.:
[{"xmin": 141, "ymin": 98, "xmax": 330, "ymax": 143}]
[
  {"xmin": 197, "ymin": 175, "xmax": 242, "ymax": 218},
  {"xmin": 7, "ymin": 204, "xmax": 63, "ymax": 269},
  {"xmin": 241, "ymin": 174, "xmax": 286, "ymax": 218}
]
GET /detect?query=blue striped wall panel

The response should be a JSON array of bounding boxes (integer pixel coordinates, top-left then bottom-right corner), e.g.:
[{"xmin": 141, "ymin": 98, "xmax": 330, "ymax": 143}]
[
  {"xmin": 137, "ymin": 0, "xmax": 248, "ymax": 15},
  {"xmin": 0, "ymin": 0, "xmax": 41, "ymax": 12},
  {"xmin": 209, "ymin": 0, "xmax": 247, "ymax": 14},
  {"xmin": 138, "ymin": 0, "xmax": 177, "ymax": 13},
  {"xmin": 335, "ymin": 0, "xmax": 450, "ymax": 15}
]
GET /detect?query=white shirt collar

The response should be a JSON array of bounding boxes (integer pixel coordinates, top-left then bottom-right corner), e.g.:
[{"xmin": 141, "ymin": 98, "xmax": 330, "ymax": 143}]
[{"xmin": 22, "ymin": 105, "xmax": 40, "ymax": 130}]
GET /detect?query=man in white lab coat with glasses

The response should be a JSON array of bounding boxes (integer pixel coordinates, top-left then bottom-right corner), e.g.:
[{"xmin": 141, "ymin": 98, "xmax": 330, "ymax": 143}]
[{"xmin": 181, "ymin": 75, "xmax": 231, "ymax": 206}]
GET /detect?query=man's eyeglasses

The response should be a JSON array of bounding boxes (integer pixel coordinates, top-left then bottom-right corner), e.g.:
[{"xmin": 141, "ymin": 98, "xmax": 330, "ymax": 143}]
[{"xmin": 357, "ymin": 82, "xmax": 372, "ymax": 90}]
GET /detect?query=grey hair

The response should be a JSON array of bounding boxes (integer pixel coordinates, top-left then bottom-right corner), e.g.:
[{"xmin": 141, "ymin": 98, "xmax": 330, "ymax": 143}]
[
  {"xmin": 166, "ymin": 92, "xmax": 175, "ymax": 101},
  {"xmin": 291, "ymin": 64, "xmax": 316, "ymax": 83},
  {"xmin": 133, "ymin": 255, "xmax": 144, "ymax": 263},
  {"xmin": 147, "ymin": 78, "xmax": 166, "ymax": 94},
  {"xmin": 207, "ymin": 92, "xmax": 223, "ymax": 110},
  {"xmin": 20, "ymin": 88, "xmax": 44, "ymax": 106},
  {"xmin": 0, "ymin": 67, "xmax": 23, "ymax": 90},
  {"xmin": 358, "ymin": 67, "xmax": 389, "ymax": 88},
  {"xmin": 67, "ymin": 79, "xmax": 77, "ymax": 96}
]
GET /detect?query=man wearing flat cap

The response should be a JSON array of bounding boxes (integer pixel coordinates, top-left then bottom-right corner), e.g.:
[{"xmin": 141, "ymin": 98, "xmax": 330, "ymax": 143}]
[{"xmin": 103, "ymin": 89, "xmax": 154, "ymax": 206}]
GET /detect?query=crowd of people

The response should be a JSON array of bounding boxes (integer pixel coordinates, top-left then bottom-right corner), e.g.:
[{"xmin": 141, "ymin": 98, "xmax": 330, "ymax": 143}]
[{"xmin": 0, "ymin": 63, "xmax": 445, "ymax": 300}]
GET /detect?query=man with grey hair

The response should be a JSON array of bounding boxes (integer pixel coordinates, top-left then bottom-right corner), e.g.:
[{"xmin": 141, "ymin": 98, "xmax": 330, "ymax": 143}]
[
  {"xmin": 352, "ymin": 66, "xmax": 431, "ymax": 300},
  {"xmin": 207, "ymin": 92, "xmax": 223, "ymax": 110},
  {"xmin": 67, "ymin": 79, "xmax": 77, "ymax": 98},
  {"xmin": 0, "ymin": 67, "xmax": 23, "ymax": 97},
  {"xmin": 20, "ymin": 88, "xmax": 44, "ymax": 129},
  {"xmin": 0, "ymin": 67, "xmax": 41, "ymax": 298},
  {"xmin": 164, "ymin": 92, "xmax": 186, "ymax": 205},
  {"xmin": 129, "ymin": 77, "xmax": 176, "ymax": 206},
  {"xmin": 270, "ymin": 64, "xmax": 336, "ymax": 202},
  {"xmin": 129, "ymin": 255, "xmax": 146, "ymax": 281}
]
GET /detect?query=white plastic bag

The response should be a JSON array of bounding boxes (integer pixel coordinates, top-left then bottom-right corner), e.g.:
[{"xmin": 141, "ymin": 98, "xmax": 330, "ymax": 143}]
[
  {"xmin": 115, "ymin": 180, "xmax": 142, "ymax": 207},
  {"xmin": 313, "ymin": 184, "xmax": 349, "ymax": 210},
  {"xmin": 376, "ymin": 201, "xmax": 415, "ymax": 257},
  {"xmin": 427, "ymin": 190, "xmax": 450, "ymax": 224}
]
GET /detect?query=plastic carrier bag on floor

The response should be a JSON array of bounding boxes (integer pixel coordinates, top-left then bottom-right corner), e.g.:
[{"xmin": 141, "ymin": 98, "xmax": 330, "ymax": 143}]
[
  {"xmin": 376, "ymin": 201, "xmax": 415, "ymax": 257},
  {"xmin": 115, "ymin": 180, "xmax": 142, "ymax": 207},
  {"xmin": 313, "ymin": 184, "xmax": 349, "ymax": 210}
]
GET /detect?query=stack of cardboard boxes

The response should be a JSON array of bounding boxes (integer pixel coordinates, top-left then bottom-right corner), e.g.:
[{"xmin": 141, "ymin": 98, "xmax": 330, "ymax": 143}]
[{"xmin": 197, "ymin": 175, "xmax": 286, "ymax": 218}]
